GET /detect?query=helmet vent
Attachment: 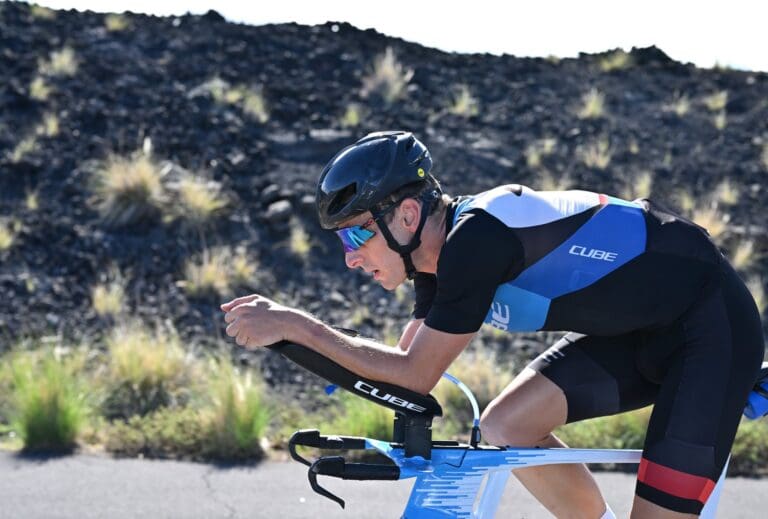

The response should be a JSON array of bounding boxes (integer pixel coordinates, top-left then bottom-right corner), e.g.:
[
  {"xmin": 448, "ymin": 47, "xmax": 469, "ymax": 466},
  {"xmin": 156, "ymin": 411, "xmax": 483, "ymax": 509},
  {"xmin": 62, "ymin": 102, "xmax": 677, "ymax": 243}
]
[{"xmin": 328, "ymin": 183, "xmax": 357, "ymax": 216}]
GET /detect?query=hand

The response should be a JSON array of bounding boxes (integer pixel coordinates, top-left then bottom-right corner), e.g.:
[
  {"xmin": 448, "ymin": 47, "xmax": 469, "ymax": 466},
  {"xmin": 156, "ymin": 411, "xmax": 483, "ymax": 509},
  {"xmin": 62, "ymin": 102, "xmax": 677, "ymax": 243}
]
[{"xmin": 221, "ymin": 294, "xmax": 291, "ymax": 349}]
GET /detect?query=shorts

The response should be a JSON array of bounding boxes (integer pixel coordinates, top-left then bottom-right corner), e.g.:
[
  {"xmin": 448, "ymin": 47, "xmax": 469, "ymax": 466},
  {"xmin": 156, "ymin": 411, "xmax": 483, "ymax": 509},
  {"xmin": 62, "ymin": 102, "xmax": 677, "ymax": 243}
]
[{"xmin": 529, "ymin": 260, "xmax": 765, "ymax": 514}]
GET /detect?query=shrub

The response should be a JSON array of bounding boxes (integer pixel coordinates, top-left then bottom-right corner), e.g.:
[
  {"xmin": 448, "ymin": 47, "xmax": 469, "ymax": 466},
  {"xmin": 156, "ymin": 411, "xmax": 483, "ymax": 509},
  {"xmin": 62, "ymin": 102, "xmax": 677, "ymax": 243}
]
[
  {"xmin": 599, "ymin": 50, "xmax": 633, "ymax": 72},
  {"xmin": 433, "ymin": 349, "xmax": 515, "ymax": 438},
  {"xmin": 577, "ymin": 88, "xmax": 606, "ymax": 119},
  {"xmin": 746, "ymin": 276, "xmax": 766, "ymax": 315},
  {"xmin": 194, "ymin": 78, "xmax": 269, "ymax": 123},
  {"xmin": 105, "ymin": 14, "xmax": 129, "ymax": 31},
  {"xmin": 714, "ymin": 179, "xmax": 739, "ymax": 206},
  {"xmin": 105, "ymin": 407, "xmax": 208, "ymax": 460},
  {"xmin": 289, "ymin": 219, "xmax": 312, "ymax": 260},
  {"xmin": 91, "ymin": 152, "xmax": 166, "ymax": 227},
  {"xmin": 538, "ymin": 170, "xmax": 574, "ymax": 191},
  {"xmin": 692, "ymin": 205, "xmax": 728, "ymax": 241},
  {"xmin": 578, "ymin": 138, "xmax": 612, "ymax": 169},
  {"xmin": 320, "ymin": 390, "xmax": 393, "ymax": 441},
  {"xmin": 38, "ymin": 47, "xmax": 78, "ymax": 77},
  {"xmin": 182, "ymin": 247, "xmax": 234, "ymax": 298},
  {"xmin": 102, "ymin": 323, "xmax": 194, "ymax": 420},
  {"xmin": 0, "ymin": 220, "xmax": 15, "ymax": 251},
  {"xmin": 713, "ymin": 110, "xmax": 727, "ymax": 131},
  {"xmin": 203, "ymin": 359, "xmax": 269, "ymax": 461},
  {"xmin": 8, "ymin": 350, "xmax": 89, "ymax": 452},
  {"xmin": 25, "ymin": 191, "xmax": 39, "ymax": 211},
  {"xmin": 730, "ymin": 240, "xmax": 757, "ymax": 272},
  {"xmin": 29, "ymin": 76, "xmax": 51, "ymax": 101},
  {"xmin": 664, "ymin": 92, "xmax": 690, "ymax": 117},
  {"xmin": 340, "ymin": 103, "xmax": 366, "ymax": 128},
  {"xmin": 30, "ymin": 5, "xmax": 56, "ymax": 19},
  {"xmin": 92, "ymin": 268, "xmax": 126, "ymax": 318},
  {"xmin": 361, "ymin": 47, "xmax": 413, "ymax": 104},
  {"xmin": 10, "ymin": 135, "xmax": 37, "ymax": 163},
  {"xmin": 703, "ymin": 90, "xmax": 728, "ymax": 112},
  {"xmin": 731, "ymin": 419, "xmax": 768, "ymax": 476},
  {"xmin": 620, "ymin": 170, "xmax": 653, "ymax": 200},
  {"xmin": 448, "ymin": 85, "xmax": 479, "ymax": 117},
  {"xmin": 525, "ymin": 138, "xmax": 557, "ymax": 169},
  {"xmin": 171, "ymin": 172, "xmax": 228, "ymax": 227},
  {"xmin": 557, "ymin": 408, "xmax": 650, "ymax": 451}
]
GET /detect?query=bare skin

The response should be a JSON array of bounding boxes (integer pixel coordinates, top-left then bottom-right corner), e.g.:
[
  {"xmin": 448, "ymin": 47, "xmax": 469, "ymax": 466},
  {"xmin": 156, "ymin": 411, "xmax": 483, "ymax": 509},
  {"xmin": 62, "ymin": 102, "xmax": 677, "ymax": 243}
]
[{"xmin": 221, "ymin": 197, "xmax": 699, "ymax": 518}]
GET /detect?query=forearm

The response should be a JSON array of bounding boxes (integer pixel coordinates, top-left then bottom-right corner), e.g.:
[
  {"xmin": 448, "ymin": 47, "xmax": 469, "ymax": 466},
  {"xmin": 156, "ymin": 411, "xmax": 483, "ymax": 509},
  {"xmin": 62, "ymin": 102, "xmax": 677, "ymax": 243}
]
[{"xmin": 287, "ymin": 310, "xmax": 418, "ymax": 389}]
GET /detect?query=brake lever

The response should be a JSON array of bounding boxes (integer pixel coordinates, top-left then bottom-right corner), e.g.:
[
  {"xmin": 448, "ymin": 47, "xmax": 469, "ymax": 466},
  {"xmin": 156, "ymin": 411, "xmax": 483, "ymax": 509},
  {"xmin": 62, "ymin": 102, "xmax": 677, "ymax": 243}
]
[{"xmin": 308, "ymin": 457, "xmax": 346, "ymax": 509}]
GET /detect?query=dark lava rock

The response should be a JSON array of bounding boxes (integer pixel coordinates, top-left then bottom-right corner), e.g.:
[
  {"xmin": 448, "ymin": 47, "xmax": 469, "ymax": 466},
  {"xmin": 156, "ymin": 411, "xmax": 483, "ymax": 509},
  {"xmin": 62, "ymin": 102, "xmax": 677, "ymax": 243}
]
[{"xmin": 0, "ymin": 2, "xmax": 767, "ymax": 394}]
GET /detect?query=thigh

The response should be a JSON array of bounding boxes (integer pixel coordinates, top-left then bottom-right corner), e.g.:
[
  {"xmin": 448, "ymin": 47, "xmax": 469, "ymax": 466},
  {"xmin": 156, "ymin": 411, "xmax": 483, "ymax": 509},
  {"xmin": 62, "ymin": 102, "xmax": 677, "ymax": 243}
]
[{"xmin": 529, "ymin": 331, "xmax": 659, "ymax": 423}]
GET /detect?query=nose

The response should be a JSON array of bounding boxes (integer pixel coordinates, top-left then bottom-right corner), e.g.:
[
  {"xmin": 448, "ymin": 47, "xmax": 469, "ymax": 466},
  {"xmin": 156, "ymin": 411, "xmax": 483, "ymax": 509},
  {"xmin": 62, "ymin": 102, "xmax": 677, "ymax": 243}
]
[{"xmin": 345, "ymin": 250, "xmax": 363, "ymax": 269}]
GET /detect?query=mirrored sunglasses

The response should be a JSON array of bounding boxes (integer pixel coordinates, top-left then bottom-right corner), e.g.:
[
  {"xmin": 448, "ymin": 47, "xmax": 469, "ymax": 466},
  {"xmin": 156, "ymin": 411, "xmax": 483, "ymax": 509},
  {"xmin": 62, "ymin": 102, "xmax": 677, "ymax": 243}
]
[{"xmin": 335, "ymin": 218, "xmax": 376, "ymax": 252}]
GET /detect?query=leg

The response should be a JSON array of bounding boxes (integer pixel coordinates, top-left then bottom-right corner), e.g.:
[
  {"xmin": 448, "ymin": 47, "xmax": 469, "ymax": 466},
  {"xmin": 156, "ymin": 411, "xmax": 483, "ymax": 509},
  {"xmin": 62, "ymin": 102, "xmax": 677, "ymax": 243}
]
[
  {"xmin": 631, "ymin": 263, "xmax": 765, "ymax": 517},
  {"xmin": 481, "ymin": 367, "xmax": 607, "ymax": 519},
  {"xmin": 482, "ymin": 332, "xmax": 659, "ymax": 519}
]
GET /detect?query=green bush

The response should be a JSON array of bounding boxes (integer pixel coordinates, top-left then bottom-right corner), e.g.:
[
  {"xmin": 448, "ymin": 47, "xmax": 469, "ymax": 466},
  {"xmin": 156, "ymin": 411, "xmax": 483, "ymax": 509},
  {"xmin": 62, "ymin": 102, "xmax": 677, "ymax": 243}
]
[
  {"xmin": 105, "ymin": 407, "xmax": 208, "ymax": 460},
  {"xmin": 8, "ymin": 351, "xmax": 90, "ymax": 452},
  {"xmin": 101, "ymin": 323, "xmax": 196, "ymax": 420},
  {"xmin": 320, "ymin": 390, "xmax": 394, "ymax": 441},
  {"xmin": 730, "ymin": 419, "xmax": 768, "ymax": 476},
  {"xmin": 203, "ymin": 359, "xmax": 269, "ymax": 461},
  {"xmin": 556, "ymin": 408, "xmax": 650, "ymax": 451}
]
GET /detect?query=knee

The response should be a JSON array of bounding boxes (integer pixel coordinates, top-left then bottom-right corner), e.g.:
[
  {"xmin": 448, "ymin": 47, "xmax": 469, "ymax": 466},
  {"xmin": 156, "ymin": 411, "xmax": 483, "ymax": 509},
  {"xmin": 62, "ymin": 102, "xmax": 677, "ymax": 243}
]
[{"xmin": 480, "ymin": 399, "xmax": 552, "ymax": 447}]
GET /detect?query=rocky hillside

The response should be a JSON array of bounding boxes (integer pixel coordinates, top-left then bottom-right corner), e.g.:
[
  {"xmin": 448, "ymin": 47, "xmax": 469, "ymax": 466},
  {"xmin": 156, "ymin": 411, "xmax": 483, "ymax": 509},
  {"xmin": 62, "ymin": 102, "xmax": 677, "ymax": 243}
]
[{"xmin": 1, "ymin": 2, "xmax": 767, "ymax": 385}]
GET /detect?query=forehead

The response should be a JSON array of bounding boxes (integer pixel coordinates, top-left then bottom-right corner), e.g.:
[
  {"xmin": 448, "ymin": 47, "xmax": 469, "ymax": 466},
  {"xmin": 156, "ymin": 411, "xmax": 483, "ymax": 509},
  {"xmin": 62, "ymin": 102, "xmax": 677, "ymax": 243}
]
[{"xmin": 338, "ymin": 211, "xmax": 374, "ymax": 228}]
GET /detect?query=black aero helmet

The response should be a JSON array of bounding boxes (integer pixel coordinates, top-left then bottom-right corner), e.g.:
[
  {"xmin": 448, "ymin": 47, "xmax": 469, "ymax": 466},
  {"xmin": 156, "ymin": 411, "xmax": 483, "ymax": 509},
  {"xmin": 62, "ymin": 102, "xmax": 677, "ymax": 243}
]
[{"xmin": 316, "ymin": 131, "xmax": 434, "ymax": 229}]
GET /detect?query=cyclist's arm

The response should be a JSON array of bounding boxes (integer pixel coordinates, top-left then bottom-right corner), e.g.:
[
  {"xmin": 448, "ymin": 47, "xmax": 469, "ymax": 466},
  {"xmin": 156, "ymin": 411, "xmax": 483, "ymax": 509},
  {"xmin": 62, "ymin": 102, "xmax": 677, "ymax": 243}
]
[
  {"xmin": 292, "ymin": 312, "xmax": 473, "ymax": 394},
  {"xmin": 397, "ymin": 319, "xmax": 423, "ymax": 351}
]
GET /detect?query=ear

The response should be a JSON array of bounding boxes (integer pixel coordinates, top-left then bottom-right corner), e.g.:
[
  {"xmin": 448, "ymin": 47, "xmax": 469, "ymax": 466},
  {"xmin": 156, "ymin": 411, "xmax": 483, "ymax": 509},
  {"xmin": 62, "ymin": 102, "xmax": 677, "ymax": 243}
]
[{"xmin": 398, "ymin": 198, "xmax": 422, "ymax": 231}]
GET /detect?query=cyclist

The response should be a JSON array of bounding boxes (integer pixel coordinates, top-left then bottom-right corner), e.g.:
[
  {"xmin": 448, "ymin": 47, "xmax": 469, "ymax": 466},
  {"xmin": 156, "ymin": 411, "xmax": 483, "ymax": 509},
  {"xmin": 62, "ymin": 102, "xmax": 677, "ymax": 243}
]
[{"xmin": 222, "ymin": 131, "xmax": 765, "ymax": 519}]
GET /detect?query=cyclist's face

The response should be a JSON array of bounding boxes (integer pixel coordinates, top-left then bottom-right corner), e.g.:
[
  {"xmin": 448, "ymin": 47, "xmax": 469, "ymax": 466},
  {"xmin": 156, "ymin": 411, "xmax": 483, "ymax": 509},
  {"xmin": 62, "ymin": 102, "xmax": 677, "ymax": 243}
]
[{"xmin": 340, "ymin": 212, "xmax": 407, "ymax": 290}]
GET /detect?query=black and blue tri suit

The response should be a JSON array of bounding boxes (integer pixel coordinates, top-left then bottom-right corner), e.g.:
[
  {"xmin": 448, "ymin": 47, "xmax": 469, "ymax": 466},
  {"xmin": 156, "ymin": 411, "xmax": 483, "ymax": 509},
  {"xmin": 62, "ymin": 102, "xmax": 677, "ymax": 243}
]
[{"xmin": 413, "ymin": 184, "xmax": 765, "ymax": 514}]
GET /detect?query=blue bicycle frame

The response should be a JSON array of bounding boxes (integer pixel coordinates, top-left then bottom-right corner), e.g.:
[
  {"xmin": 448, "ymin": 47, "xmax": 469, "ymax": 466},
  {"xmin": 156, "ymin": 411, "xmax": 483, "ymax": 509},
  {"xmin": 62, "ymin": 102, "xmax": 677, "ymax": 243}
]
[{"xmin": 272, "ymin": 339, "xmax": 760, "ymax": 518}]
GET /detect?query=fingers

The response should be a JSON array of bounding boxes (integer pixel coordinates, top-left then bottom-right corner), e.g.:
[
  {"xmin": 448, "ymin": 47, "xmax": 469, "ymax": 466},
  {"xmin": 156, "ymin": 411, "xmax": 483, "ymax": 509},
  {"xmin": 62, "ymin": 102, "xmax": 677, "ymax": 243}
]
[
  {"xmin": 225, "ymin": 318, "xmax": 240, "ymax": 337},
  {"xmin": 220, "ymin": 294, "xmax": 260, "ymax": 312}
]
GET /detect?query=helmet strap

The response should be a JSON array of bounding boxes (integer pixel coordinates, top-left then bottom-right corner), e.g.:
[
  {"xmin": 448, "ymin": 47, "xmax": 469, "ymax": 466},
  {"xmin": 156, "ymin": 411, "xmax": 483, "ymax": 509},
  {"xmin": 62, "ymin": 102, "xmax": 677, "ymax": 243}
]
[{"xmin": 374, "ymin": 189, "xmax": 440, "ymax": 280}]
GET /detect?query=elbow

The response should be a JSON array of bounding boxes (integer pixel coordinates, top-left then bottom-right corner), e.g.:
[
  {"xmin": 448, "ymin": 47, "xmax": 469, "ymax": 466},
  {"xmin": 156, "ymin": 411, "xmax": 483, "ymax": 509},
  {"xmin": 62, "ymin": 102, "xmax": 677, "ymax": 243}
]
[{"xmin": 405, "ymin": 366, "xmax": 442, "ymax": 396}]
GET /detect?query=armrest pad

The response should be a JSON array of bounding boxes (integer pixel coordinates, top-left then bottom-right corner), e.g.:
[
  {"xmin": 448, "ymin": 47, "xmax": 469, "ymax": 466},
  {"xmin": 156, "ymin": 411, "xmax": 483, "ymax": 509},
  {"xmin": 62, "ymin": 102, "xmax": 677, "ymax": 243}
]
[{"xmin": 267, "ymin": 341, "xmax": 443, "ymax": 417}]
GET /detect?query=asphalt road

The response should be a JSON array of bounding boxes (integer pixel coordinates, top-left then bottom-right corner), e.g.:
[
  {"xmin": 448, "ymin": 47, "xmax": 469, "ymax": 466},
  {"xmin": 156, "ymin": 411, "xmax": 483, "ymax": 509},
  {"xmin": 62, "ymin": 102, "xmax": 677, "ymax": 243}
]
[{"xmin": 1, "ymin": 452, "xmax": 766, "ymax": 518}]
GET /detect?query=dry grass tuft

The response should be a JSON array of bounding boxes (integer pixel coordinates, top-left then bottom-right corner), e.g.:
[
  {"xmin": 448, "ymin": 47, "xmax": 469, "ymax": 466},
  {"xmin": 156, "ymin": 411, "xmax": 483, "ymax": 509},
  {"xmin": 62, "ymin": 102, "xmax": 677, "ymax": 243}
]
[
  {"xmin": 731, "ymin": 241, "xmax": 757, "ymax": 273},
  {"xmin": 181, "ymin": 247, "xmax": 256, "ymax": 298},
  {"xmin": 538, "ymin": 170, "xmax": 574, "ymax": 191},
  {"xmin": 664, "ymin": 93, "xmax": 690, "ymax": 117},
  {"xmin": 91, "ymin": 152, "xmax": 166, "ymax": 227},
  {"xmin": 340, "ymin": 103, "xmax": 365, "ymax": 128},
  {"xmin": 192, "ymin": 78, "xmax": 268, "ymax": 123},
  {"xmin": 361, "ymin": 47, "xmax": 413, "ymax": 104},
  {"xmin": 10, "ymin": 135, "xmax": 37, "ymax": 163},
  {"xmin": 747, "ymin": 277, "xmax": 766, "ymax": 315},
  {"xmin": 713, "ymin": 111, "xmax": 727, "ymax": 131},
  {"xmin": 30, "ymin": 5, "xmax": 56, "ymax": 19},
  {"xmin": 0, "ymin": 220, "xmax": 15, "ymax": 251},
  {"xmin": 26, "ymin": 191, "xmax": 39, "ymax": 211},
  {"xmin": 29, "ymin": 76, "xmax": 51, "ymax": 101},
  {"xmin": 105, "ymin": 14, "xmax": 129, "ymax": 31},
  {"xmin": 577, "ymin": 88, "xmax": 606, "ymax": 119},
  {"xmin": 38, "ymin": 47, "xmax": 78, "ymax": 77},
  {"xmin": 92, "ymin": 268, "xmax": 126, "ymax": 318},
  {"xmin": 621, "ymin": 170, "xmax": 654, "ymax": 200},
  {"xmin": 692, "ymin": 206, "xmax": 729, "ymax": 241},
  {"xmin": 703, "ymin": 90, "xmax": 728, "ymax": 112},
  {"xmin": 714, "ymin": 179, "xmax": 739, "ymax": 206},
  {"xmin": 171, "ymin": 173, "xmax": 228, "ymax": 226},
  {"xmin": 578, "ymin": 138, "xmax": 612, "ymax": 169},
  {"xmin": 448, "ymin": 85, "xmax": 479, "ymax": 117},
  {"xmin": 599, "ymin": 50, "xmax": 633, "ymax": 72},
  {"xmin": 525, "ymin": 138, "xmax": 557, "ymax": 168},
  {"xmin": 289, "ymin": 220, "xmax": 312, "ymax": 260}
]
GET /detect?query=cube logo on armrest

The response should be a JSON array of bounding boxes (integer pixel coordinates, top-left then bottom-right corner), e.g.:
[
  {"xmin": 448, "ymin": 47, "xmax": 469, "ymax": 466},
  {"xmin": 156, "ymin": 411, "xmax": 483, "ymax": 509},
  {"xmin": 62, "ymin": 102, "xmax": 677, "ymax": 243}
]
[{"xmin": 354, "ymin": 381, "xmax": 427, "ymax": 413}]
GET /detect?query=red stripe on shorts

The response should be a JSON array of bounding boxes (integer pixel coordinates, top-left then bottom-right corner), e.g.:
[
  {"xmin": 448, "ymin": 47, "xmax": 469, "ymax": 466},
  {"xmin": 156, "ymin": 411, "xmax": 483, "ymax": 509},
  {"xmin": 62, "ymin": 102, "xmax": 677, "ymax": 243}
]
[{"xmin": 638, "ymin": 458, "xmax": 716, "ymax": 504}]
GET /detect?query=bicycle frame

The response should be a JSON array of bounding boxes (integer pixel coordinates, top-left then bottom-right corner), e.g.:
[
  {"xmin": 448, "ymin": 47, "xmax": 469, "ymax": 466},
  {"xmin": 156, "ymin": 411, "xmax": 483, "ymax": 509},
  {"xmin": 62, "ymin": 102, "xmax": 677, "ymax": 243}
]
[{"xmin": 271, "ymin": 338, "xmax": 744, "ymax": 518}]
